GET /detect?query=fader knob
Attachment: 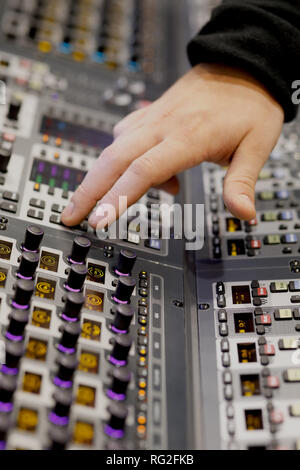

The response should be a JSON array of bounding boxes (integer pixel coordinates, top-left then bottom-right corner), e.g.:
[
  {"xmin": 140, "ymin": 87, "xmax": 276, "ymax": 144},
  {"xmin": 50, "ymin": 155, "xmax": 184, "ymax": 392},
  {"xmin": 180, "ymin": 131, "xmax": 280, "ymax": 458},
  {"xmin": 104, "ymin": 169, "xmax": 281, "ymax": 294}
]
[
  {"xmin": 111, "ymin": 305, "xmax": 134, "ymax": 334},
  {"xmin": 6, "ymin": 309, "xmax": 30, "ymax": 342},
  {"xmin": 69, "ymin": 237, "xmax": 91, "ymax": 265},
  {"xmin": 61, "ymin": 292, "xmax": 85, "ymax": 322},
  {"xmin": 49, "ymin": 389, "xmax": 73, "ymax": 427},
  {"xmin": 107, "ymin": 368, "xmax": 131, "ymax": 401},
  {"xmin": 7, "ymin": 95, "xmax": 22, "ymax": 121},
  {"xmin": 58, "ymin": 323, "xmax": 81, "ymax": 355},
  {"xmin": 22, "ymin": 226, "xmax": 44, "ymax": 253},
  {"xmin": 17, "ymin": 252, "xmax": 39, "ymax": 280},
  {"xmin": 113, "ymin": 277, "xmax": 136, "ymax": 304},
  {"xmin": 2, "ymin": 341, "xmax": 24, "ymax": 375},
  {"xmin": 109, "ymin": 334, "xmax": 132, "ymax": 367},
  {"xmin": 65, "ymin": 264, "xmax": 87, "ymax": 292},
  {"xmin": 54, "ymin": 355, "xmax": 78, "ymax": 388},
  {"xmin": 0, "ymin": 375, "xmax": 17, "ymax": 413},
  {"xmin": 12, "ymin": 279, "xmax": 34, "ymax": 310},
  {"xmin": 115, "ymin": 250, "xmax": 137, "ymax": 276},
  {"xmin": 105, "ymin": 402, "xmax": 128, "ymax": 439},
  {"xmin": 0, "ymin": 148, "xmax": 12, "ymax": 174}
]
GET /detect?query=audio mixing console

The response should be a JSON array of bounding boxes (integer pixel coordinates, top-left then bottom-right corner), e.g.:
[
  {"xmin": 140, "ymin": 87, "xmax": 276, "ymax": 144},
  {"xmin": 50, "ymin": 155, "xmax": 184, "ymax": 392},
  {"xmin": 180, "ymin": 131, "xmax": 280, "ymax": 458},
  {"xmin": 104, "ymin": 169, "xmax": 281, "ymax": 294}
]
[{"xmin": 0, "ymin": 0, "xmax": 298, "ymax": 452}]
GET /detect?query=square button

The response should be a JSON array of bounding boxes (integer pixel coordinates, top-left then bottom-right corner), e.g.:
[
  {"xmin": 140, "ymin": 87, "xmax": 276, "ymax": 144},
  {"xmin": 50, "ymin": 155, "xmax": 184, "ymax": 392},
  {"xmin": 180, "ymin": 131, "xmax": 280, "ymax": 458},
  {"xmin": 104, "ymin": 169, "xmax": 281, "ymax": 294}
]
[
  {"xmin": 264, "ymin": 235, "xmax": 281, "ymax": 245},
  {"xmin": 270, "ymin": 281, "xmax": 288, "ymax": 293},
  {"xmin": 290, "ymin": 281, "xmax": 300, "ymax": 292},
  {"xmin": 282, "ymin": 234, "xmax": 298, "ymax": 244},
  {"xmin": 274, "ymin": 308, "xmax": 293, "ymax": 320}
]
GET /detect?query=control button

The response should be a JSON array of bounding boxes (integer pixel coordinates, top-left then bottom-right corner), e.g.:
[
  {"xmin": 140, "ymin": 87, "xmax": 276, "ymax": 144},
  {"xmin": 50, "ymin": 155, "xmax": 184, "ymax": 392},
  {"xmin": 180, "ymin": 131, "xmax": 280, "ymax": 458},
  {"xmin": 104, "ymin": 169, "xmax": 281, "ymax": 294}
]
[
  {"xmin": 54, "ymin": 355, "xmax": 78, "ymax": 389},
  {"xmin": 61, "ymin": 292, "xmax": 85, "ymax": 323},
  {"xmin": 291, "ymin": 295, "xmax": 300, "ymax": 304},
  {"xmin": 111, "ymin": 305, "xmax": 135, "ymax": 334},
  {"xmin": 145, "ymin": 239, "xmax": 161, "ymax": 251},
  {"xmin": 222, "ymin": 353, "xmax": 230, "ymax": 367},
  {"xmin": 274, "ymin": 308, "xmax": 293, "ymax": 320},
  {"xmin": 65, "ymin": 264, "xmax": 87, "ymax": 293},
  {"xmin": 289, "ymin": 404, "xmax": 300, "ymax": 417},
  {"xmin": 290, "ymin": 281, "xmax": 300, "ymax": 292},
  {"xmin": 217, "ymin": 294, "xmax": 226, "ymax": 308},
  {"xmin": 3, "ymin": 192, "xmax": 19, "ymax": 203},
  {"xmin": 51, "ymin": 204, "xmax": 65, "ymax": 214},
  {"xmin": 219, "ymin": 324, "xmax": 228, "ymax": 337},
  {"xmin": 264, "ymin": 235, "xmax": 281, "ymax": 245},
  {"xmin": 270, "ymin": 282, "xmax": 288, "ymax": 293},
  {"xmin": 252, "ymin": 287, "xmax": 268, "ymax": 298},
  {"xmin": 107, "ymin": 368, "xmax": 131, "ymax": 401},
  {"xmin": 278, "ymin": 337, "xmax": 298, "ymax": 350},
  {"xmin": 221, "ymin": 339, "xmax": 229, "ymax": 352},
  {"xmin": 113, "ymin": 277, "xmax": 136, "ymax": 304},
  {"xmin": 216, "ymin": 282, "xmax": 225, "ymax": 295},
  {"xmin": 279, "ymin": 211, "xmax": 293, "ymax": 221},
  {"xmin": 293, "ymin": 309, "xmax": 300, "ymax": 320},
  {"xmin": 30, "ymin": 199, "xmax": 45, "ymax": 210},
  {"xmin": 282, "ymin": 234, "xmax": 298, "ymax": 244},
  {"xmin": 17, "ymin": 252, "xmax": 39, "ymax": 280},
  {"xmin": 109, "ymin": 334, "xmax": 132, "ymax": 367},
  {"xmin": 251, "ymin": 280, "xmax": 260, "ymax": 289},
  {"xmin": 266, "ymin": 376, "xmax": 280, "ymax": 389},
  {"xmin": 259, "ymin": 191, "xmax": 274, "ymax": 201},
  {"xmin": 260, "ymin": 344, "xmax": 275, "ymax": 356},
  {"xmin": 115, "ymin": 250, "xmax": 137, "ymax": 277},
  {"xmin": 12, "ymin": 279, "xmax": 34, "ymax": 310},
  {"xmin": 226, "ymin": 405, "xmax": 234, "ymax": 419},
  {"xmin": 256, "ymin": 325, "xmax": 265, "ymax": 335},
  {"xmin": 261, "ymin": 356, "xmax": 269, "ymax": 366},
  {"xmin": 283, "ymin": 369, "xmax": 300, "ymax": 382},
  {"xmin": 69, "ymin": 237, "xmax": 91, "ymax": 265},
  {"xmin": 270, "ymin": 410, "xmax": 284, "ymax": 425},
  {"xmin": 49, "ymin": 389, "xmax": 73, "ymax": 427},
  {"xmin": 49, "ymin": 214, "xmax": 61, "ymax": 225},
  {"xmin": 255, "ymin": 315, "xmax": 271, "ymax": 326},
  {"xmin": 2, "ymin": 341, "xmax": 24, "ymax": 375},
  {"xmin": 218, "ymin": 310, "xmax": 227, "ymax": 322},
  {"xmin": 22, "ymin": 226, "xmax": 44, "ymax": 253},
  {"xmin": 58, "ymin": 323, "xmax": 81, "ymax": 355},
  {"xmin": 276, "ymin": 190, "xmax": 289, "ymax": 200},
  {"xmin": 0, "ymin": 149, "xmax": 12, "ymax": 174},
  {"xmin": 262, "ymin": 212, "xmax": 277, "ymax": 222},
  {"xmin": 6, "ymin": 309, "xmax": 29, "ymax": 342},
  {"xmin": 0, "ymin": 201, "xmax": 17, "ymax": 214},
  {"xmin": 223, "ymin": 371, "xmax": 232, "ymax": 384},
  {"xmin": 224, "ymin": 385, "xmax": 233, "ymax": 401},
  {"xmin": 27, "ymin": 209, "xmax": 43, "ymax": 221},
  {"xmin": 0, "ymin": 375, "xmax": 17, "ymax": 413},
  {"xmin": 105, "ymin": 403, "xmax": 128, "ymax": 439},
  {"xmin": 7, "ymin": 94, "xmax": 22, "ymax": 121}
]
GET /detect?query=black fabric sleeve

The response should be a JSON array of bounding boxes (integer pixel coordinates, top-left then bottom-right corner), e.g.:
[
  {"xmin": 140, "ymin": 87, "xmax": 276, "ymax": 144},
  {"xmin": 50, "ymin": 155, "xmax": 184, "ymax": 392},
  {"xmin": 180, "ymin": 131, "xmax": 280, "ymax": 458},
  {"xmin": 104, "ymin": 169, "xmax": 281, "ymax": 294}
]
[{"xmin": 187, "ymin": 0, "xmax": 300, "ymax": 122}]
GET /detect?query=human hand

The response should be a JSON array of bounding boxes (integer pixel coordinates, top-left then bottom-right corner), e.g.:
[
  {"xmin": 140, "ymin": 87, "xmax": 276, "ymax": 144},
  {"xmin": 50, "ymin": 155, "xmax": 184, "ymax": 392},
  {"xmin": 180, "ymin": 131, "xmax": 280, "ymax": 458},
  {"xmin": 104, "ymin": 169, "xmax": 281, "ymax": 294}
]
[{"xmin": 61, "ymin": 63, "xmax": 284, "ymax": 229}]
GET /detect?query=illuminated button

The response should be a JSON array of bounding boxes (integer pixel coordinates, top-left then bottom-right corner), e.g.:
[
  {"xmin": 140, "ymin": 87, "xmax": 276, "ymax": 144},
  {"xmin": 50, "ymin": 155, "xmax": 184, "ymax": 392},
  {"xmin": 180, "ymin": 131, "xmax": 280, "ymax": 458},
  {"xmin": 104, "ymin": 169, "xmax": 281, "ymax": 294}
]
[
  {"xmin": 247, "ymin": 218, "xmax": 258, "ymax": 227},
  {"xmin": 76, "ymin": 385, "xmax": 96, "ymax": 408},
  {"xmin": 284, "ymin": 369, "xmax": 300, "ymax": 382},
  {"xmin": 62, "ymin": 292, "xmax": 85, "ymax": 322},
  {"xmin": 6, "ymin": 309, "xmax": 30, "ymax": 342},
  {"xmin": 274, "ymin": 308, "xmax": 293, "ymax": 320},
  {"xmin": 262, "ymin": 212, "xmax": 277, "ymax": 222},
  {"xmin": 270, "ymin": 410, "xmax": 284, "ymax": 424},
  {"xmin": 58, "ymin": 322, "xmax": 81, "ymax": 355},
  {"xmin": 256, "ymin": 315, "xmax": 271, "ymax": 326},
  {"xmin": 249, "ymin": 240, "xmax": 261, "ymax": 250},
  {"xmin": 266, "ymin": 376, "xmax": 280, "ymax": 389},
  {"xmin": 54, "ymin": 355, "xmax": 78, "ymax": 389},
  {"xmin": 115, "ymin": 249, "xmax": 137, "ymax": 277},
  {"xmin": 276, "ymin": 190, "xmax": 289, "ymax": 200},
  {"xmin": 111, "ymin": 305, "xmax": 134, "ymax": 334},
  {"xmin": 278, "ymin": 337, "xmax": 298, "ymax": 350},
  {"xmin": 38, "ymin": 41, "xmax": 52, "ymax": 53},
  {"xmin": 289, "ymin": 404, "xmax": 300, "ymax": 417},
  {"xmin": 81, "ymin": 320, "xmax": 101, "ymax": 342},
  {"xmin": 65, "ymin": 264, "xmax": 87, "ymax": 293},
  {"xmin": 0, "ymin": 201, "xmax": 17, "ymax": 214},
  {"xmin": 259, "ymin": 191, "xmax": 274, "ymax": 201},
  {"xmin": 54, "ymin": 152, "xmax": 60, "ymax": 160},
  {"xmin": 27, "ymin": 209, "xmax": 43, "ymax": 221},
  {"xmin": 17, "ymin": 408, "xmax": 38, "ymax": 432},
  {"xmin": 22, "ymin": 372, "xmax": 42, "ymax": 395},
  {"xmin": 0, "ymin": 375, "xmax": 17, "ymax": 412},
  {"xmin": 282, "ymin": 234, "xmax": 298, "ymax": 244},
  {"xmin": 26, "ymin": 337, "xmax": 47, "ymax": 362},
  {"xmin": 17, "ymin": 252, "xmax": 39, "ymax": 280},
  {"xmin": 264, "ymin": 235, "xmax": 281, "ymax": 245},
  {"xmin": 279, "ymin": 211, "xmax": 293, "ymax": 221},
  {"xmin": 290, "ymin": 281, "xmax": 300, "ymax": 292},
  {"xmin": 270, "ymin": 282, "xmax": 288, "ymax": 293},
  {"xmin": 42, "ymin": 134, "xmax": 49, "ymax": 144},
  {"xmin": 145, "ymin": 239, "xmax": 161, "ymax": 251},
  {"xmin": 22, "ymin": 226, "xmax": 44, "ymax": 253},
  {"xmin": 105, "ymin": 403, "xmax": 128, "ymax": 440},
  {"xmin": 73, "ymin": 421, "xmax": 94, "ymax": 446},
  {"xmin": 69, "ymin": 237, "xmax": 91, "ymax": 265},
  {"xmin": 113, "ymin": 277, "xmax": 136, "ymax": 304},
  {"xmin": 49, "ymin": 389, "xmax": 73, "ymax": 427},
  {"xmin": 137, "ymin": 425, "xmax": 146, "ymax": 439},
  {"xmin": 110, "ymin": 334, "xmax": 132, "ymax": 367},
  {"xmin": 34, "ymin": 183, "xmax": 40, "ymax": 192},
  {"xmin": 30, "ymin": 199, "xmax": 45, "ymax": 210},
  {"xmin": 55, "ymin": 138, "xmax": 62, "ymax": 147},
  {"xmin": 252, "ymin": 287, "xmax": 268, "ymax": 298},
  {"xmin": 107, "ymin": 368, "xmax": 131, "ymax": 401},
  {"xmin": 12, "ymin": 279, "xmax": 34, "ymax": 310},
  {"xmin": 260, "ymin": 344, "xmax": 275, "ymax": 356}
]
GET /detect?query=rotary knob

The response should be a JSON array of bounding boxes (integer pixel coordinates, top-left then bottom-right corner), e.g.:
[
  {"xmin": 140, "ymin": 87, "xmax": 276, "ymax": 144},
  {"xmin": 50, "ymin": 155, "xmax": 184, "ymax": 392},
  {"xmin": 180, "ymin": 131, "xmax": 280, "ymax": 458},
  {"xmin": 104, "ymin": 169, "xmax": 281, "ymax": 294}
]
[
  {"xmin": 107, "ymin": 368, "xmax": 131, "ymax": 401},
  {"xmin": 2, "ymin": 341, "xmax": 24, "ymax": 375},
  {"xmin": 58, "ymin": 323, "xmax": 81, "ymax": 355},
  {"xmin": 69, "ymin": 237, "xmax": 91, "ymax": 265},
  {"xmin": 105, "ymin": 403, "xmax": 128, "ymax": 439},
  {"xmin": 113, "ymin": 277, "xmax": 136, "ymax": 304},
  {"xmin": 109, "ymin": 334, "xmax": 132, "ymax": 367},
  {"xmin": 54, "ymin": 355, "xmax": 78, "ymax": 389},
  {"xmin": 0, "ymin": 375, "xmax": 17, "ymax": 413},
  {"xmin": 115, "ymin": 250, "xmax": 137, "ymax": 276},
  {"xmin": 49, "ymin": 389, "xmax": 73, "ymax": 427},
  {"xmin": 111, "ymin": 305, "xmax": 134, "ymax": 334},
  {"xmin": 6, "ymin": 309, "xmax": 30, "ymax": 342},
  {"xmin": 0, "ymin": 148, "xmax": 12, "ymax": 174},
  {"xmin": 65, "ymin": 264, "xmax": 87, "ymax": 292},
  {"xmin": 48, "ymin": 425, "xmax": 70, "ymax": 450},
  {"xmin": 12, "ymin": 279, "xmax": 34, "ymax": 310},
  {"xmin": 17, "ymin": 252, "xmax": 39, "ymax": 280},
  {"xmin": 22, "ymin": 226, "xmax": 44, "ymax": 253},
  {"xmin": 61, "ymin": 292, "xmax": 85, "ymax": 323}
]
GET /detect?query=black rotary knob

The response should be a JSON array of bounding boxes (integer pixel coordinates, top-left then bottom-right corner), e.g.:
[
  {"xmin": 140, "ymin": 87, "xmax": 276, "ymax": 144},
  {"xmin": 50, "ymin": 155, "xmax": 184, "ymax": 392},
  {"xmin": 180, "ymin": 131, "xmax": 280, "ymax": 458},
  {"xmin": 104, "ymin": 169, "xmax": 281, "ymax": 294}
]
[
  {"xmin": 17, "ymin": 252, "xmax": 39, "ymax": 280},
  {"xmin": 69, "ymin": 237, "xmax": 91, "ymax": 264},
  {"xmin": 22, "ymin": 226, "xmax": 44, "ymax": 253},
  {"xmin": 65, "ymin": 264, "xmax": 87, "ymax": 292},
  {"xmin": 113, "ymin": 277, "xmax": 136, "ymax": 304},
  {"xmin": 2, "ymin": 341, "xmax": 24, "ymax": 374},
  {"xmin": 6, "ymin": 309, "xmax": 30, "ymax": 342},
  {"xmin": 111, "ymin": 305, "xmax": 134, "ymax": 334},
  {"xmin": 49, "ymin": 389, "xmax": 73, "ymax": 427},
  {"xmin": 0, "ymin": 375, "xmax": 17, "ymax": 413},
  {"xmin": 48, "ymin": 425, "xmax": 70, "ymax": 450},
  {"xmin": 105, "ymin": 403, "xmax": 128, "ymax": 439},
  {"xmin": 115, "ymin": 250, "xmax": 137, "ymax": 276},
  {"xmin": 58, "ymin": 323, "xmax": 81, "ymax": 355},
  {"xmin": 12, "ymin": 279, "xmax": 34, "ymax": 310},
  {"xmin": 109, "ymin": 334, "xmax": 132, "ymax": 367},
  {"xmin": 61, "ymin": 292, "xmax": 85, "ymax": 322},
  {"xmin": 107, "ymin": 368, "xmax": 131, "ymax": 401},
  {"xmin": 54, "ymin": 355, "xmax": 78, "ymax": 388},
  {"xmin": 0, "ymin": 413, "xmax": 11, "ymax": 449},
  {"xmin": 0, "ymin": 148, "xmax": 12, "ymax": 174},
  {"xmin": 7, "ymin": 95, "xmax": 22, "ymax": 121}
]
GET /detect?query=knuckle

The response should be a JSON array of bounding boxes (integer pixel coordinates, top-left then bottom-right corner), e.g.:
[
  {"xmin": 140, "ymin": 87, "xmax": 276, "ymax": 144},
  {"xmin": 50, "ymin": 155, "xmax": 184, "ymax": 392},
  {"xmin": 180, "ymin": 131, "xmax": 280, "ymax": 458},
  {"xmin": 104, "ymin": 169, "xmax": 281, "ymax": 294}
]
[
  {"xmin": 130, "ymin": 156, "xmax": 155, "ymax": 180},
  {"xmin": 76, "ymin": 183, "xmax": 98, "ymax": 205},
  {"xmin": 225, "ymin": 173, "xmax": 257, "ymax": 193}
]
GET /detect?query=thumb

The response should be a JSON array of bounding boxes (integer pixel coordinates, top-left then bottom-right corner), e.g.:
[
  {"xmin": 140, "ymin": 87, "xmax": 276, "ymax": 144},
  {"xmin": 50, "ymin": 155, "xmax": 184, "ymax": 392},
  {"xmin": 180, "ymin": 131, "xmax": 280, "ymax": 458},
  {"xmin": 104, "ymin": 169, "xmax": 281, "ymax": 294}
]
[{"xmin": 223, "ymin": 132, "xmax": 270, "ymax": 221}]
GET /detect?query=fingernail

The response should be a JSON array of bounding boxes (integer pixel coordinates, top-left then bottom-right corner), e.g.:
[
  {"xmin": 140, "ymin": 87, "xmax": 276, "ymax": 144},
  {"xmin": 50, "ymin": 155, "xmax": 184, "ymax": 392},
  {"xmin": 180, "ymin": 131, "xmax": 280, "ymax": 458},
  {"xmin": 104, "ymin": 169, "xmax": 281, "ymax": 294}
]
[
  {"xmin": 88, "ymin": 206, "xmax": 107, "ymax": 228},
  {"xmin": 62, "ymin": 201, "xmax": 75, "ymax": 219}
]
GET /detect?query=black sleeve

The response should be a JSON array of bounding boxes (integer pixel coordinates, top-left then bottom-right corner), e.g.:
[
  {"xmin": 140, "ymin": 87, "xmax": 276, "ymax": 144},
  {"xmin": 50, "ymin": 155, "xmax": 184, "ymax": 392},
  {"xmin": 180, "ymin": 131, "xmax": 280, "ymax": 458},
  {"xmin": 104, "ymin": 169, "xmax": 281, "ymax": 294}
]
[{"xmin": 187, "ymin": 0, "xmax": 300, "ymax": 122}]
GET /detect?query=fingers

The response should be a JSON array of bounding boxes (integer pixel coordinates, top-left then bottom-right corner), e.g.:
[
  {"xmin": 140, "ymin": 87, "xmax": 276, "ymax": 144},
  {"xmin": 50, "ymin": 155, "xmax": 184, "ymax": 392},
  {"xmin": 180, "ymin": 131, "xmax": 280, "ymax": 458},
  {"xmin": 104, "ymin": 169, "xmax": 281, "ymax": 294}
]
[
  {"xmin": 155, "ymin": 176, "xmax": 180, "ymax": 195},
  {"xmin": 61, "ymin": 127, "xmax": 161, "ymax": 226},
  {"xmin": 113, "ymin": 108, "xmax": 148, "ymax": 138},
  {"xmin": 88, "ymin": 137, "xmax": 194, "ymax": 229},
  {"xmin": 223, "ymin": 132, "xmax": 271, "ymax": 220}
]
